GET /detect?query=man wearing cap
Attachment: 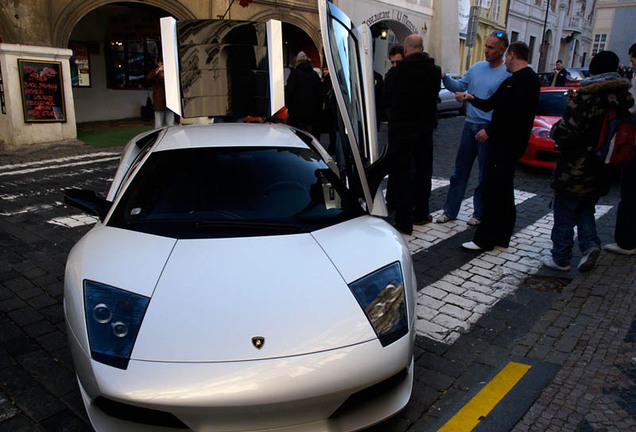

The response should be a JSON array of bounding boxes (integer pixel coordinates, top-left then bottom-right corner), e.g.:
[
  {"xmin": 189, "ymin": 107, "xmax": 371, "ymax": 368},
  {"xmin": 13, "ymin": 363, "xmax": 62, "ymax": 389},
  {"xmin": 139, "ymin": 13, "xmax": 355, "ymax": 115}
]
[
  {"xmin": 286, "ymin": 51, "xmax": 322, "ymax": 134},
  {"xmin": 541, "ymin": 50, "xmax": 634, "ymax": 272}
]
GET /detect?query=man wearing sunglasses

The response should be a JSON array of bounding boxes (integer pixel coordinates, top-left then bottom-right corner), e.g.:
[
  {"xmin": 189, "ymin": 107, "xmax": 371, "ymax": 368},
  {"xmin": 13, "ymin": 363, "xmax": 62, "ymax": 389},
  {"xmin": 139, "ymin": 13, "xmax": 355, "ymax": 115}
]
[{"xmin": 435, "ymin": 30, "xmax": 511, "ymax": 227}]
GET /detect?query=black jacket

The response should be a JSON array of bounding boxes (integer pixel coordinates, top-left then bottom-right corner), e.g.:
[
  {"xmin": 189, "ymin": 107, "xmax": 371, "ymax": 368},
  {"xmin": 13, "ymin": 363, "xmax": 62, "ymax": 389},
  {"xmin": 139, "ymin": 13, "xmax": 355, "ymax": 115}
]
[
  {"xmin": 285, "ymin": 62, "xmax": 322, "ymax": 122},
  {"xmin": 382, "ymin": 52, "xmax": 441, "ymax": 131},
  {"xmin": 470, "ymin": 66, "xmax": 540, "ymax": 159}
]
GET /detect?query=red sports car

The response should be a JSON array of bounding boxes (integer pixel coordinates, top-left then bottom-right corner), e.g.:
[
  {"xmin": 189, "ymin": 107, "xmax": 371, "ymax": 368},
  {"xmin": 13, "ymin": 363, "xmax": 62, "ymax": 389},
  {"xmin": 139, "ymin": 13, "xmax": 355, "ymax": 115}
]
[{"xmin": 519, "ymin": 87, "xmax": 570, "ymax": 169}]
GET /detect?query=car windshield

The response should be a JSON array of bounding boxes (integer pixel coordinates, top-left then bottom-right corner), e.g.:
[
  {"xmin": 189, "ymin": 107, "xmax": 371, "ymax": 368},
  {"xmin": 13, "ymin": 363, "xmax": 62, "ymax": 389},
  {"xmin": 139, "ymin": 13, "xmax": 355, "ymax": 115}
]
[
  {"xmin": 108, "ymin": 147, "xmax": 364, "ymax": 238},
  {"xmin": 536, "ymin": 91, "xmax": 568, "ymax": 117}
]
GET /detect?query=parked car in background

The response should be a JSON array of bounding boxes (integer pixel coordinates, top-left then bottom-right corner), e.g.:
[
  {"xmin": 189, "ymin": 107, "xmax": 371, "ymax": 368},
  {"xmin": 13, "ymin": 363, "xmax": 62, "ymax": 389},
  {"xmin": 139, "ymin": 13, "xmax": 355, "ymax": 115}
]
[
  {"xmin": 437, "ymin": 76, "xmax": 465, "ymax": 115},
  {"xmin": 519, "ymin": 87, "xmax": 570, "ymax": 169},
  {"xmin": 538, "ymin": 67, "xmax": 589, "ymax": 88}
]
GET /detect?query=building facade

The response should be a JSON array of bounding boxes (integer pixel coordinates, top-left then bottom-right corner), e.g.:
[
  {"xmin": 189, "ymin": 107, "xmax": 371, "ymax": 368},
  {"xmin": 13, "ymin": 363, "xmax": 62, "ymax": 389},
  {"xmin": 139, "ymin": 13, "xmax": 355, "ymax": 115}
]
[
  {"xmin": 457, "ymin": 0, "xmax": 510, "ymax": 73},
  {"xmin": 507, "ymin": 0, "xmax": 595, "ymax": 73},
  {"xmin": 591, "ymin": 0, "xmax": 636, "ymax": 67},
  {"xmin": 0, "ymin": 0, "xmax": 470, "ymax": 147}
]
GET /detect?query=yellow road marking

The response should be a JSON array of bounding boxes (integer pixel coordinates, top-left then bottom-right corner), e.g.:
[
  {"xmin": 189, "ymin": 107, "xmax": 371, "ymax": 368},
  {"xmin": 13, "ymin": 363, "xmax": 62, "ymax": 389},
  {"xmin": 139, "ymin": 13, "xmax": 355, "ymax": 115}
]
[{"xmin": 437, "ymin": 361, "xmax": 532, "ymax": 432}]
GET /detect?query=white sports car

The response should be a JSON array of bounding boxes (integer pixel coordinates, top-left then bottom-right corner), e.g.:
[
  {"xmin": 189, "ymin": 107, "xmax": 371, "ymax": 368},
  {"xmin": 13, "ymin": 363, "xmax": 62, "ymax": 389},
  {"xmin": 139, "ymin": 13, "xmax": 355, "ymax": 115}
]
[{"xmin": 63, "ymin": 2, "xmax": 416, "ymax": 431}]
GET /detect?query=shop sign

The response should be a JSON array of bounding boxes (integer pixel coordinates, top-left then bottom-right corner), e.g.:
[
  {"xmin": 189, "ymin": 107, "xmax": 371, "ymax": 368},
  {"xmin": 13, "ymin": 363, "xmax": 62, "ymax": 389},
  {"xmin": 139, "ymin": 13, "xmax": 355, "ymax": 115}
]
[
  {"xmin": 69, "ymin": 41, "xmax": 91, "ymax": 87},
  {"xmin": 18, "ymin": 59, "xmax": 66, "ymax": 122},
  {"xmin": 362, "ymin": 10, "xmax": 418, "ymax": 34}
]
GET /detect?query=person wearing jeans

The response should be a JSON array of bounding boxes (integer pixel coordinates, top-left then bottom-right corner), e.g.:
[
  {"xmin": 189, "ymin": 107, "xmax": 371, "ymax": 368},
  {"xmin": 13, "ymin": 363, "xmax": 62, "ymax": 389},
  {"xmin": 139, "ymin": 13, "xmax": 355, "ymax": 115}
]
[
  {"xmin": 437, "ymin": 31, "xmax": 510, "ymax": 226},
  {"xmin": 550, "ymin": 194, "xmax": 602, "ymax": 269},
  {"xmin": 542, "ymin": 51, "xmax": 634, "ymax": 272}
]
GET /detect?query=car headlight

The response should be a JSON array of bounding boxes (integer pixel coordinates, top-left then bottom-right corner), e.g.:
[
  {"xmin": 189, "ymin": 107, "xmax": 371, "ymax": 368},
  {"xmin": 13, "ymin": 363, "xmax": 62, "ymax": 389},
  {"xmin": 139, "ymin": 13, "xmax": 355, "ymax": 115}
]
[
  {"xmin": 348, "ymin": 262, "xmax": 407, "ymax": 347},
  {"xmin": 531, "ymin": 126, "xmax": 552, "ymax": 140},
  {"xmin": 84, "ymin": 281, "xmax": 150, "ymax": 370}
]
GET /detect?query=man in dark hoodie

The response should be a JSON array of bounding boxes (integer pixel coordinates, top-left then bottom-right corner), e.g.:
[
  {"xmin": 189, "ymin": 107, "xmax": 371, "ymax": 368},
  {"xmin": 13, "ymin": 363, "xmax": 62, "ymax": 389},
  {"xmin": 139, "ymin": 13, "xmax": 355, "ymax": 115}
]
[
  {"xmin": 285, "ymin": 51, "xmax": 321, "ymax": 134},
  {"xmin": 541, "ymin": 50, "xmax": 634, "ymax": 272},
  {"xmin": 381, "ymin": 34, "xmax": 441, "ymax": 235}
]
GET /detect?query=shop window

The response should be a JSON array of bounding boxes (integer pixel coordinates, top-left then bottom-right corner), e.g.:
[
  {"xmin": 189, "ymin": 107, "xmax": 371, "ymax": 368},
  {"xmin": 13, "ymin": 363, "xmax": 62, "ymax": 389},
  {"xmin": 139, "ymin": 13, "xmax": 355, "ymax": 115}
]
[
  {"xmin": 106, "ymin": 13, "xmax": 161, "ymax": 90},
  {"xmin": 107, "ymin": 38, "xmax": 159, "ymax": 89}
]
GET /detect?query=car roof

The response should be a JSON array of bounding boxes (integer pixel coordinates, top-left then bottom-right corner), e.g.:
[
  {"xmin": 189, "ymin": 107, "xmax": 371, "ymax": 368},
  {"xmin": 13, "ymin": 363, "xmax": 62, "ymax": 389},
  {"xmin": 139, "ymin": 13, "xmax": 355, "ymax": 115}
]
[{"xmin": 154, "ymin": 123, "xmax": 310, "ymax": 152}]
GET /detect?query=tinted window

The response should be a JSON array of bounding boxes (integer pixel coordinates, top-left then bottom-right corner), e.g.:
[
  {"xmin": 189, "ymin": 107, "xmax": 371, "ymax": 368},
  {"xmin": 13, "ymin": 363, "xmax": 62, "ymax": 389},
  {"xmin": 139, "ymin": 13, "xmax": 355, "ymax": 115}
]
[
  {"xmin": 536, "ymin": 91, "xmax": 568, "ymax": 116},
  {"xmin": 108, "ymin": 147, "xmax": 364, "ymax": 238}
]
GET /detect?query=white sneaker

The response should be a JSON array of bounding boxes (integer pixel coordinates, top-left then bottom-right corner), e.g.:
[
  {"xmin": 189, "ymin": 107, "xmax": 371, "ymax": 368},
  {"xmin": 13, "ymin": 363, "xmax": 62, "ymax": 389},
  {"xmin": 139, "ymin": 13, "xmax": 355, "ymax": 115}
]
[
  {"xmin": 541, "ymin": 256, "xmax": 571, "ymax": 271},
  {"xmin": 604, "ymin": 243, "xmax": 636, "ymax": 256},
  {"xmin": 467, "ymin": 217, "xmax": 481, "ymax": 226},
  {"xmin": 461, "ymin": 241, "xmax": 482, "ymax": 251},
  {"xmin": 577, "ymin": 248, "xmax": 600, "ymax": 272},
  {"xmin": 435, "ymin": 213, "xmax": 453, "ymax": 223}
]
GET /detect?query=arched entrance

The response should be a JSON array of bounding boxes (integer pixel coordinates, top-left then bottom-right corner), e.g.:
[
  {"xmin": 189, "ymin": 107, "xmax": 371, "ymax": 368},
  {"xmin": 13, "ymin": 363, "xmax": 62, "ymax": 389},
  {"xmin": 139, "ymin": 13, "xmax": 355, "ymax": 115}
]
[
  {"xmin": 68, "ymin": 2, "xmax": 181, "ymax": 123},
  {"xmin": 369, "ymin": 20, "xmax": 413, "ymax": 75}
]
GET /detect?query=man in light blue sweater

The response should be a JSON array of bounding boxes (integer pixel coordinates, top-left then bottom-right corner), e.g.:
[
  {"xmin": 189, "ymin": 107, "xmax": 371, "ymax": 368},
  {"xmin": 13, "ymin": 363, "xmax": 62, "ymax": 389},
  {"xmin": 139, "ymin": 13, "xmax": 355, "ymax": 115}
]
[{"xmin": 436, "ymin": 31, "xmax": 511, "ymax": 225}]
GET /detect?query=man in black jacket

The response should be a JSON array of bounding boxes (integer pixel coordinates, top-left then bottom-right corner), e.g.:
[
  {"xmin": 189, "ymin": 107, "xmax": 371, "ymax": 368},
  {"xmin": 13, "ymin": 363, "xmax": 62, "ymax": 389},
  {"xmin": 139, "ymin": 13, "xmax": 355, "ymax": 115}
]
[
  {"xmin": 380, "ymin": 34, "xmax": 441, "ymax": 235},
  {"xmin": 285, "ymin": 51, "xmax": 321, "ymax": 134},
  {"xmin": 458, "ymin": 41, "xmax": 540, "ymax": 251}
]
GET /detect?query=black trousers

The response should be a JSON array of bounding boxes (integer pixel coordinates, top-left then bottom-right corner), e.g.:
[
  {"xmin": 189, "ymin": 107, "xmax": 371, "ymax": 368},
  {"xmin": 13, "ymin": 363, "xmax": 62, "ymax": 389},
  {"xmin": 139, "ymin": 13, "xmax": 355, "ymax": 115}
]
[
  {"xmin": 473, "ymin": 149, "xmax": 517, "ymax": 250},
  {"xmin": 385, "ymin": 127, "xmax": 433, "ymax": 232},
  {"xmin": 615, "ymin": 156, "xmax": 636, "ymax": 249}
]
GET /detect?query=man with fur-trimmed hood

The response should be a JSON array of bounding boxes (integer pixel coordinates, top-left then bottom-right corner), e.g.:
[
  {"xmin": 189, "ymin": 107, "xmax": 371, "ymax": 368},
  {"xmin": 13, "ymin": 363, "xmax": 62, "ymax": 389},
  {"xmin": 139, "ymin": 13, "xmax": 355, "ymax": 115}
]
[{"xmin": 542, "ymin": 51, "xmax": 634, "ymax": 272}]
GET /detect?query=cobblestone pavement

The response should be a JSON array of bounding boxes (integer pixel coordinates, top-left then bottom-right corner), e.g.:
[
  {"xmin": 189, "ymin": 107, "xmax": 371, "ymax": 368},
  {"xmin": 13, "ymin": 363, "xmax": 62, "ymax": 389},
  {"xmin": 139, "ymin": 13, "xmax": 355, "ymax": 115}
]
[{"xmin": 0, "ymin": 116, "xmax": 634, "ymax": 431}]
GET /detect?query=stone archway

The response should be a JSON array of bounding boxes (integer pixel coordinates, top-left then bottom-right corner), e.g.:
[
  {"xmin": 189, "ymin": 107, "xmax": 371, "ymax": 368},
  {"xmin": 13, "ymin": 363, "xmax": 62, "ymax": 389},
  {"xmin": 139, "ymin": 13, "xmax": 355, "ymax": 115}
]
[
  {"xmin": 53, "ymin": 0, "xmax": 196, "ymax": 47},
  {"xmin": 248, "ymin": 9, "xmax": 322, "ymax": 55}
]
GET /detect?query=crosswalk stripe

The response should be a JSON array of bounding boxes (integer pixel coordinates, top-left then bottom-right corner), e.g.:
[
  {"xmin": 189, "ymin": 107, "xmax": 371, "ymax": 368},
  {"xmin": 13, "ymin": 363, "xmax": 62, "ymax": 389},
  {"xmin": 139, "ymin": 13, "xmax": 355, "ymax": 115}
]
[
  {"xmin": 416, "ymin": 204, "xmax": 614, "ymax": 343},
  {"xmin": 0, "ymin": 152, "xmax": 119, "ymax": 172},
  {"xmin": 0, "ymin": 156, "xmax": 119, "ymax": 177}
]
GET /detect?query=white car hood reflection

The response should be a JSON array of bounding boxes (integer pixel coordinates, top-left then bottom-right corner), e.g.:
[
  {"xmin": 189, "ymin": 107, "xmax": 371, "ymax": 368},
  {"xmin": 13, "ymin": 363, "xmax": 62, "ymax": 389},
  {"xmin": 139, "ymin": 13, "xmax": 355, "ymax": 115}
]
[{"xmin": 132, "ymin": 228, "xmax": 378, "ymax": 362}]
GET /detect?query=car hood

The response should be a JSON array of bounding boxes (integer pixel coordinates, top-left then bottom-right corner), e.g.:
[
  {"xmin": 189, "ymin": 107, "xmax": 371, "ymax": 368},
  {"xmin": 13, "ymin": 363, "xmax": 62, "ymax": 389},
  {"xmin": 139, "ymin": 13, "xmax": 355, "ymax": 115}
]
[{"xmin": 128, "ymin": 216, "xmax": 404, "ymax": 362}]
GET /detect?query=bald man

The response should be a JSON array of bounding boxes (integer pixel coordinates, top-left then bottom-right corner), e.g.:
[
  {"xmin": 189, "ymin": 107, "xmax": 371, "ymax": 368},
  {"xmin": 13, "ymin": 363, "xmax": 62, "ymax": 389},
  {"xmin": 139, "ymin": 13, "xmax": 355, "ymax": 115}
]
[{"xmin": 380, "ymin": 34, "xmax": 441, "ymax": 235}]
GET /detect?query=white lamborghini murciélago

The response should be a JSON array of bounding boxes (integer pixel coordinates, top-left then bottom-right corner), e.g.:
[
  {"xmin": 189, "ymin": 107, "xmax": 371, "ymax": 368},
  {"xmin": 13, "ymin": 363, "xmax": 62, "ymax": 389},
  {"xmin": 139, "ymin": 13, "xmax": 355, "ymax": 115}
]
[{"xmin": 64, "ymin": 2, "xmax": 416, "ymax": 431}]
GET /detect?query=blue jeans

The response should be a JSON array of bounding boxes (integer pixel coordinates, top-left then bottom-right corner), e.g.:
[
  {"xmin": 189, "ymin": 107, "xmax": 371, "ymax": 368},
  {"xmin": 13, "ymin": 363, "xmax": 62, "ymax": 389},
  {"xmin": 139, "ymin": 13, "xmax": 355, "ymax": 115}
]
[
  {"xmin": 442, "ymin": 122, "xmax": 489, "ymax": 219},
  {"xmin": 550, "ymin": 194, "xmax": 601, "ymax": 267}
]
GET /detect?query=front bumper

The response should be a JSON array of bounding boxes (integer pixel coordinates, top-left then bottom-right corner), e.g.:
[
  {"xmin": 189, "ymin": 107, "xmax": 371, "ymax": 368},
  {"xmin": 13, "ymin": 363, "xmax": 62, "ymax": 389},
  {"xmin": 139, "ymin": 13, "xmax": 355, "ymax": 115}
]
[{"xmin": 70, "ymin": 327, "xmax": 414, "ymax": 432}]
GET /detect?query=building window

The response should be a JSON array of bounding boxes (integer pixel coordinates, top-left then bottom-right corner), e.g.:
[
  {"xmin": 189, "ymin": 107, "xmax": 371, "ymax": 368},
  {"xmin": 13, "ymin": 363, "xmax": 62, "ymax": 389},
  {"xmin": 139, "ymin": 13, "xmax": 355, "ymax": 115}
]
[
  {"xmin": 528, "ymin": 36, "xmax": 536, "ymax": 64},
  {"xmin": 592, "ymin": 33, "xmax": 607, "ymax": 55},
  {"xmin": 492, "ymin": 0, "xmax": 501, "ymax": 21},
  {"xmin": 511, "ymin": 31, "xmax": 519, "ymax": 43}
]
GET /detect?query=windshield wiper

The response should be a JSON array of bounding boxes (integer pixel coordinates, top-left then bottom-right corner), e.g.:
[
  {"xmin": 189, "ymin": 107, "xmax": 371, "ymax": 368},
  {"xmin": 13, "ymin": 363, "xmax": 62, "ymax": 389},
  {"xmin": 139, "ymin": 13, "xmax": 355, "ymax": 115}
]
[{"xmin": 195, "ymin": 219, "xmax": 305, "ymax": 233}]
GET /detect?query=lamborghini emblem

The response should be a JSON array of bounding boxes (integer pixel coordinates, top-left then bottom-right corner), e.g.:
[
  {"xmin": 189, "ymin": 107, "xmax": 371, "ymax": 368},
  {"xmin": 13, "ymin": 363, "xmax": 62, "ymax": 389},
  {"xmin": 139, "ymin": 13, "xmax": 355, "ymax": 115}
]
[{"xmin": 252, "ymin": 336, "xmax": 265, "ymax": 350}]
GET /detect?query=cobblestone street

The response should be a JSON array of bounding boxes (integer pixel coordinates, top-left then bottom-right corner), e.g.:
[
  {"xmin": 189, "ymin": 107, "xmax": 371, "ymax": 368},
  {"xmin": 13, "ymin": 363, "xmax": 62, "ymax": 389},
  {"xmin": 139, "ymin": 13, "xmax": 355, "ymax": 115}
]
[{"xmin": 0, "ymin": 116, "xmax": 634, "ymax": 431}]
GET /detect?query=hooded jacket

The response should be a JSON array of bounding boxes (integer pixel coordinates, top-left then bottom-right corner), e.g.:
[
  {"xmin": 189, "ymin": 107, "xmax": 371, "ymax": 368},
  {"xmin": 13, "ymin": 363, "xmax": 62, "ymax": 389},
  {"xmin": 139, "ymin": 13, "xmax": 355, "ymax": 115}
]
[{"xmin": 550, "ymin": 73, "xmax": 634, "ymax": 198}]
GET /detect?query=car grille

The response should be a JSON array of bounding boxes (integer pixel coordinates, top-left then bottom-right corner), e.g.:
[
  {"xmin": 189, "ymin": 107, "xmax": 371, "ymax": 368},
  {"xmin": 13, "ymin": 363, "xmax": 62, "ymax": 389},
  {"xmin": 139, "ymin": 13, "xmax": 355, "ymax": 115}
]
[
  {"xmin": 93, "ymin": 396, "xmax": 189, "ymax": 429},
  {"xmin": 329, "ymin": 368, "xmax": 409, "ymax": 419}
]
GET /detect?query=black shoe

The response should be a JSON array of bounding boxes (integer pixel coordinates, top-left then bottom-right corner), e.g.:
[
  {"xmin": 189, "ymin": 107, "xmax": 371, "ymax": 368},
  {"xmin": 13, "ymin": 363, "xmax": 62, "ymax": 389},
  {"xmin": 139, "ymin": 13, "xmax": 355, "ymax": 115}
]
[{"xmin": 413, "ymin": 215, "xmax": 433, "ymax": 225}]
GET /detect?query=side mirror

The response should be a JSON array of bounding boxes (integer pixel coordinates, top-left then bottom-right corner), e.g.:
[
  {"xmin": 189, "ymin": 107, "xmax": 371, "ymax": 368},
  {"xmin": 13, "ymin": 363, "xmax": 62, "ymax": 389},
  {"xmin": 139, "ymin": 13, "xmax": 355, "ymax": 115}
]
[{"xmin": 64, "ymin": 189, "xmax": 112, "ymax": 222}]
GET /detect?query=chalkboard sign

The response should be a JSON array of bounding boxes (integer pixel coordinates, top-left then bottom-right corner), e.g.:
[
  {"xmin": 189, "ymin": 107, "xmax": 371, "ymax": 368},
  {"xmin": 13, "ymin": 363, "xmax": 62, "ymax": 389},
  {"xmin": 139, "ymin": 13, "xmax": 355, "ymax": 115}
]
[{"xmin": 18, "ymin": 59, "xmax": 66, "ymax": 122}]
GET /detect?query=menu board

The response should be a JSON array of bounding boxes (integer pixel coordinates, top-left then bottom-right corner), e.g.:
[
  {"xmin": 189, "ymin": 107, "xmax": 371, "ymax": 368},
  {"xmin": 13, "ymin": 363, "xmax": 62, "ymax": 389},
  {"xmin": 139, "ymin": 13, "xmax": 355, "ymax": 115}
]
[{"xmin": 18, "ymin": 59, "xmax": 66, "ymax": 122}]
